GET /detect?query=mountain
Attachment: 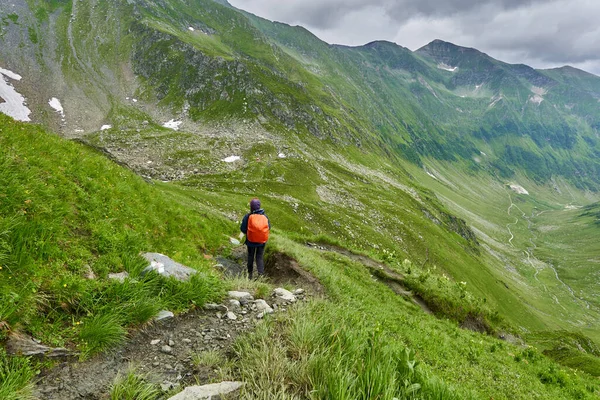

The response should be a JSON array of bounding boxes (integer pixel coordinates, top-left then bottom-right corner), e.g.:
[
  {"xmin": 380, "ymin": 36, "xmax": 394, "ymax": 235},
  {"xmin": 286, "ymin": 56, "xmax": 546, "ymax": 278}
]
[{"xmin": 2, "ymin": 0, "xmax": 600, "ymax": 398}]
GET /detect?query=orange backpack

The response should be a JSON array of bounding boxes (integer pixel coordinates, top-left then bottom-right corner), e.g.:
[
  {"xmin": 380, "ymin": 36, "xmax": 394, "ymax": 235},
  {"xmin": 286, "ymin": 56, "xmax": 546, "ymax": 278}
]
[{"xmin": 247, "ymin": 214, "xmax": 270, "ymax": 243}]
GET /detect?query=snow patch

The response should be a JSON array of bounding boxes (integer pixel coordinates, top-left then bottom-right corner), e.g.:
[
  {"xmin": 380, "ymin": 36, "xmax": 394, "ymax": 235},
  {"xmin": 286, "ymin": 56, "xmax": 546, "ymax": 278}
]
[
  {"xmin": 278, "ymin": 153, "xmax": 286, "ymax": 159},
  {"xmin": 188, "ymin": 27, "xmax": 195, "ymax": 31},
  {"xmin": 163, "ymin": 119, "xmax": 182, "ymax": 130},
  {"xmin": 132, "ymin": 98, "xmax": 138, "ymax": 103},
  {"xmin": 426, "ymin": 171, "xmax": 438, "ymax": 180},
  {"xmin": 222, "ymin": 156, "xmax": 241, "ymax": 163},
  {"xmin": 0, "ymin": 67, "xmax": 31, "ymax": 122},
  {"xmin": 437, "ymin": 63, "xmax": 458, "ymax": 72},
  {"xmin": 0, "ymin": 67, "xmax": 22, "ymax": 81},
  {"xmin": 509, "ymin": 184, "xmax": 529, "ymax": 195},
  {"xmin": 100, "ymin": 124, "xmax": 112, "ymax": 131},
  {"xmin": 48, "ymin": 97, "xmax": 65, "ymax": 119}
]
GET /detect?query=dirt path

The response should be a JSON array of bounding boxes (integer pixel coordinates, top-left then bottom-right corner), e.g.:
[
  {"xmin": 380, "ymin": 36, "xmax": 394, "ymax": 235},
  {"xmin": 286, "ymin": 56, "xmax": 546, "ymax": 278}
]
[
  {"xmin": 34, "ymin": 250, "xmax": 320, "ymax": 399},
  {"xmin": 35, "ymin": 304, "xmax": 257, "ymax": 399}
]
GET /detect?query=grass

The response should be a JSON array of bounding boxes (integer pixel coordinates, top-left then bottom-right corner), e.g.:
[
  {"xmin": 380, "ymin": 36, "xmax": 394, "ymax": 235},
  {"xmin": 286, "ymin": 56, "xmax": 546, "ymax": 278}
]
[
  {"xmin": 110, "ymin": 369, "xmax": 160, "ymax": 400},
  {"xmin": 0, "ymin": 348, "xmax": 35, "ymax": 400},
  {"xmin": 0, "ymin": 114, "xmax": 227, "ymax": 351}
]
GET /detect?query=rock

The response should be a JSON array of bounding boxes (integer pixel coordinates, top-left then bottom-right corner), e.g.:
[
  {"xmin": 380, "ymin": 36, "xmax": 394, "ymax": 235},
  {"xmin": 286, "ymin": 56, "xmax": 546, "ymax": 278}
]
[
  {"xmin": 256, "ymin": 312, "xmax": 264, "ymax": 319},
  {"xmin": 226, "ymin": 312, "xmax": 237, "ymax": 320},
  {"xmin": 273, "ymin": 288, "xmax": 296, "ymax": 302},
  {"xmin": 161, "ymin": 381, "xmax": 180, "ymax": 392},
  {"xmin": 108, "ymin": 271, "xmax": 129, "ymax": 282},
  {"xmin": 83, "ymin": 265, "xmax": 96, "ymax": 280},
  {"xmin": 228, "ymin": 299, "xmax": 241, "ymax": 310},
  {"xmin": 169, "ymin": 339, "xmax": 175, "ymax": 347},
  {"xmin": 155, "ymin": 310, "xmax": 175, "ymax": 321},
  {"xmin": 229, "ymin": 237, "xmax": 241, "ymax": 245},
  {"xmin": 293, "ymin": 288, "xmax": 305, "ymax": 295},
  {"xmin": 254, "ymin": 299, "xmax": 274, "ymax": 314},
  {"xmin": 228, "ymin": 291, "xmax": 254, "ymax": 301},
  {"xmin": 141, "ymin": 253, "xmax": 197, "ymax": 281},
  {"xmin": 167, "ymin": 381, "xmax": 245, "ymax": 400},
  {"xmin": 182, "ymin": 338, "xmax": 192, "ymax": 344},
  {"xmin": 151, "ymin": 339, "xmax": 161, "ymax": 345},
  {"xmin": 161, "ymin": 345, "xmax": 173, "ymax": 354},
  {"xmin": 6, "ymin": 333, "xmax": 70, "ymax": 358},
  {"xmin": 204, "ymin": 303, "xmax": 228, "ymax": 312}
]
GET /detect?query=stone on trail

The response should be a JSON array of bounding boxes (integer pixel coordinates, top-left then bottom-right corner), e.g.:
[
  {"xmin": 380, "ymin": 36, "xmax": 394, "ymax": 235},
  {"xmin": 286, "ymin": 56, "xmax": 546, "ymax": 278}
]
[
  {"xmin": 161, "ymin": 345, "xmax": 173, "ymax": 354},
  {"xmin": 228, "ymin": 299, "xmax": 241, "ymax": 310},
  {"xmin": 293, "ymin": 288, "xmax": 305, "ymax": 295},
  {"xmin": 227, "ymin": 291, "xmax": 253, "ymax": 301},
  {"xmin": 204, "ymin": 303, "xmax": 228, "ymax": 312},
  {"xmin": 167, "ymin": 381, "xmax": 244, "ymax": 400},
  {"xmin": 151, "ymin": 339, "xmax": 161, "ymax": 345},
  {"xmin": 155, "ymin": 310, "xmax": 175, "ymax": 321},
  {"xmin": 141, "ymin": 253, "xmax": 197, "ymax": 281},
  {"xmin": 273, "ymin": 288, "xmax": 296, "ymax": 302},
  {"xmin": 254, "ymin": 299, "xmax": 274, "ymax": 314},
  {"xmin": 226, "ymin": 311, "xmax": 237, "ymax": 320}
]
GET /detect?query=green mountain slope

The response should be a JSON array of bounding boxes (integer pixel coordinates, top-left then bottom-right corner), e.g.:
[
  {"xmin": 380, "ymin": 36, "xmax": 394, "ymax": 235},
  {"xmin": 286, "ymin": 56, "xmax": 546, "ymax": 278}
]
[
  {"xmin": 2, "ymin": 106, "xmax": 600, "ymax": 400},
  {"xmin": 2, "ymin": 0, "xmax": 600, "ymax": 396}
]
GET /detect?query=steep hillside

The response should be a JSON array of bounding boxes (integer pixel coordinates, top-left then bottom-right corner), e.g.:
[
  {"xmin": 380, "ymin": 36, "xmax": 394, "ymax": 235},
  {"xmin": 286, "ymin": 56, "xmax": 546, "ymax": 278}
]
[
  {"xmin": 2, "ymin": 110, "xmax": 600, "ymax": 400},
  {"xmin": 2, "ymin": 0, "xmax": 600, "ymax": 397}
]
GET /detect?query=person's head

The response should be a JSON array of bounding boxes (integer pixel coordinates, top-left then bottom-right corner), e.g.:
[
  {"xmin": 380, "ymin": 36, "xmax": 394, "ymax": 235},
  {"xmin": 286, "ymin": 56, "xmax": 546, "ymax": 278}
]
[{"xmin": 250, "ymin": 198, "xmax": 261, "ymax": 211}]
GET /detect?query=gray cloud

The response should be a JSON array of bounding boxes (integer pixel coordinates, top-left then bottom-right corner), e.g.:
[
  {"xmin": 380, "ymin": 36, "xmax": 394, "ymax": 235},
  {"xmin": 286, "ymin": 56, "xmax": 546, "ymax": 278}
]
[{"xmin": 229, "ymin": 0, "xmax": 600, "ymax": 75}]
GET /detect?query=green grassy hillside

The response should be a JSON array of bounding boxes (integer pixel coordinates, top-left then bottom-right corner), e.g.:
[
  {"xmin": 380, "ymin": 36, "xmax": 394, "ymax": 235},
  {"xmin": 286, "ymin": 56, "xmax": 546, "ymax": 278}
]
[
  {"xmin": 2, "ymin": 113, "xmax": 600, "ymax": 400},
  {"xmin": 2, "ymin": 0, "xmax": 600, "ymax": 397}
]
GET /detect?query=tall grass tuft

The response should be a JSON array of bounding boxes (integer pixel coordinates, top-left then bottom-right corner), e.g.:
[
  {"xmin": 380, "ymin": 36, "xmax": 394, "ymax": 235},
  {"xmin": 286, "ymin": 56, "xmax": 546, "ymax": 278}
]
[
  {"xmin": 110, "ymin": 369, "xmax": 160, "ymax": 400},
  {"xmin": 0, "ymin": 348, "xmax": 35, "ymax": 400},
  {"xmin": 79, "ymin": 313, "xmax": 127, "ymax": 357}
]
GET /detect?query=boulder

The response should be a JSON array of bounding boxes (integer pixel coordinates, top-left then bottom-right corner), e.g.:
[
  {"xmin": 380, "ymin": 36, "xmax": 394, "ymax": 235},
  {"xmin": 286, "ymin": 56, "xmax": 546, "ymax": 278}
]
[
  {"xmin": 141, "ymin": 253, "xmax": 197, "ymax": 281},
  {"xmin": 254, "ymin": 299, "xmax": 274, "ymax": 314},
  {"xmin": 227, "ymin": 291, "xmax": 253, "ymax": 301},
  {"xmin": 273, "ymin": 288, "xmax": 296, "ymax": 302},
  {"xmin": 6, "ymin": 333, "xmax": 70, "ymax": 358},
  {"xmin": 167, "ymin": 381, "xmax": 244, "ymax": 400}
]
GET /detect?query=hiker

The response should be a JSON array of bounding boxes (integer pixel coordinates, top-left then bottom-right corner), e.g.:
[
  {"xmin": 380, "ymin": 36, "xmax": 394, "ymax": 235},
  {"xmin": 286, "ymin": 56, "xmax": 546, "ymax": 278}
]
[{"xmin": 240, "ymin": 198, "xmax": 271, "ymax": 279}]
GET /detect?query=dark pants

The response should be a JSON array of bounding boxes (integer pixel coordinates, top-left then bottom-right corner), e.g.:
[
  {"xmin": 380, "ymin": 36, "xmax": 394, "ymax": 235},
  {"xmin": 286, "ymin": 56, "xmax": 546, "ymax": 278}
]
[{"xmin": 247, "ymin": 245, "xmax": 265, "ymax": 278}]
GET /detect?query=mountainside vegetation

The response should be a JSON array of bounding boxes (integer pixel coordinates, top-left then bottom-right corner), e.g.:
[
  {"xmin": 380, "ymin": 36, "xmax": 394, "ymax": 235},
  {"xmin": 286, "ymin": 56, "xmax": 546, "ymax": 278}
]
[{"xmin": 1, "ymin": 0, "xmax": 600, "ymax": 398}]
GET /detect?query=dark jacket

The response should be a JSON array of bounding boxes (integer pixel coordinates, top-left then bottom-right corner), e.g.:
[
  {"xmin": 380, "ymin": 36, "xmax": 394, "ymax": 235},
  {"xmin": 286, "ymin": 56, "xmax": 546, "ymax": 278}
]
[{"xmin": 240, "ymin": 209, "xmax": 271, "ymax": 247}]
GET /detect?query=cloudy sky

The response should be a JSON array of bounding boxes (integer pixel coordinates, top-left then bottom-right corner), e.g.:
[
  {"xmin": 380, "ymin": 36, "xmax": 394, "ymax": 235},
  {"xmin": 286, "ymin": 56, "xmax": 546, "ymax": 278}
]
[{"xmin": 228, "ymin": 0, "xmax": 600, "ymax": 76}]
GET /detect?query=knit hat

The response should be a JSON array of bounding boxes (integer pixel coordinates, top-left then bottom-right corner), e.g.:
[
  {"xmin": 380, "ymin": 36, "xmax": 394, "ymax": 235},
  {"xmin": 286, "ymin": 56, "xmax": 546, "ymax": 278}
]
[{"xmin": 250, "ymin": 198, "xmax": 261, "ymax": 211}]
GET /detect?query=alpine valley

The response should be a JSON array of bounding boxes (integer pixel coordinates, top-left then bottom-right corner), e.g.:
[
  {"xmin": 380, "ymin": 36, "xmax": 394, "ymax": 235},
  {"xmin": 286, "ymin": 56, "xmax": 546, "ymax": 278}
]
[{"xmin": 1, "ymin": 0, "xmax": 600, "ymax": 399}]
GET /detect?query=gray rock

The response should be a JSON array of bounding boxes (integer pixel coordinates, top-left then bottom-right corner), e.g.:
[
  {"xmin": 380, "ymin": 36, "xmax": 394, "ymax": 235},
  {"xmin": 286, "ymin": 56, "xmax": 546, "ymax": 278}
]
[
  {"xmin": 204, "ymin": 303, "xmax": 228, "ymax": 312},
  {"xmin": 226, "ymin": 311, "xmax": 237, "ymax": 320},
  {"xmin": 228, "ymin": 299, "xmax": 241, "ymax": 310},
  {"xmin": 6, "ymin": 333, "xmax": 70, "ymax": 358},
  {"xmin": 228, "ymin": 291, "xmax": 253, "ymax": 301},
  {"xmin": 156, "ymin": 310, "xmax": 175, "ymax": 321},
  {"xmin": 151, "ymin": 339, "xmax": 161, "ymax": 345},
  {"xmin": 229, "ymin": 237, "xmax": 241, "ymax": 245},
  {"xmin": 169, "ymin": 339, "xmax": 175, "ymax": 347},
  {"xmin": 167, "ymin": 381, "xmax": 245, "ymax": 400},
  {"xmin": 274, "ymin": 288, "xmax": 296, "ymax": 302},
  {"xmin": 256, "ymin": 312, "xmax": 264, "ymax": 319},
  {"xmin": 161, "ymin": 345, "xmax": 173, "ymax": 354},
  {"xmin": 293, "ymin": 288, "xmax": 305, "ymax": 295},
  {"xmin": 254, "ymin": 299, "xmax": 274, "ymax": 314},
  {"xmin": 108, "ymin": 271, "xmax": 129, "ymax": 282},
  {"xmin": 141, "ymin": 253, "xmax": 197, "ymax": 281}
]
